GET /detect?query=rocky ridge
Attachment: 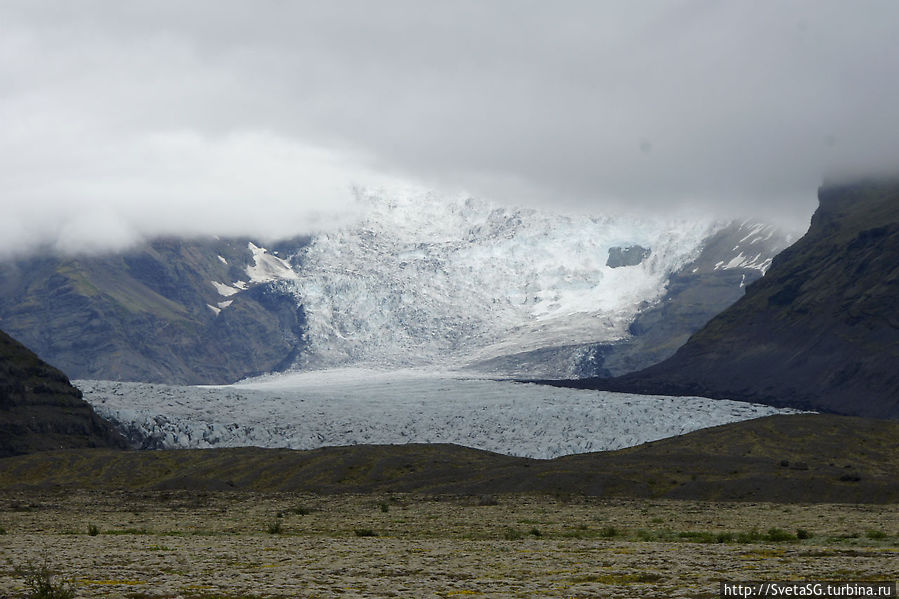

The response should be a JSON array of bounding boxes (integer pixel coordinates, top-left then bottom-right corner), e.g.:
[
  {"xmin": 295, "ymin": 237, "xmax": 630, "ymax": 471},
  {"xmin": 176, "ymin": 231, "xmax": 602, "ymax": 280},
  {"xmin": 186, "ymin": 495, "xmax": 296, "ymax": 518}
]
[{"xmin": 553, "ymin": 178, "xmax": 899, "ymax": 419}]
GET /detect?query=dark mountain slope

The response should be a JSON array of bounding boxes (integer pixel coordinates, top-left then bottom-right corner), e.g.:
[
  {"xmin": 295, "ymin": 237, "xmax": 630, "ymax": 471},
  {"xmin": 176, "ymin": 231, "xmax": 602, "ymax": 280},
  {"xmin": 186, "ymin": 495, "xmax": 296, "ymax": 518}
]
[
  {"xmin": 0, "ymin": 414, "xmax": 895, "ymax": 503},
  {"xmin": 0, "ymin": 329, "xmax": 126, "ymax": 457},
  {"xmin": 0, "ymin": 237, "xmax": 308, "ymax": 384},
  {"xmin": 551, "ymin": 178, "xmax": 899, "ymax": 418}
]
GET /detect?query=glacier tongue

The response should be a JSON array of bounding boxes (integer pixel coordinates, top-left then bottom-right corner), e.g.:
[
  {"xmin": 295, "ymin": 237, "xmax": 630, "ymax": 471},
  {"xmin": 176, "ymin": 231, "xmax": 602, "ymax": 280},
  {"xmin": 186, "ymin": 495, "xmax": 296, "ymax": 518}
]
[
  {"xmin": 290, "ymin": 188, "xmax": 720, "ymax": 370},
  {"xmin": 79, "ymin": 372, "xmax": 802, "ymax": 459}
]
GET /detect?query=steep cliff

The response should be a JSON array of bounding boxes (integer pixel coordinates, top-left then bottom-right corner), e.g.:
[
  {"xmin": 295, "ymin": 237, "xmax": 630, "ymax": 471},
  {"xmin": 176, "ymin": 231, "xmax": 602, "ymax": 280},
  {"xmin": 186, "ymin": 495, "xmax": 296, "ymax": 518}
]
[{"xmin": 0, "ymin": 329, "xmax": 127, "ymax": 456}]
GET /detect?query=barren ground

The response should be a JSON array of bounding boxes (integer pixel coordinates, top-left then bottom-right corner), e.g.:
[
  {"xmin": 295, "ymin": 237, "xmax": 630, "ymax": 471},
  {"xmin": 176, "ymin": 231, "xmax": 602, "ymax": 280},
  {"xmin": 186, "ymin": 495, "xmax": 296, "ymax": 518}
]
[{"xmin": 0, "ymin": 491, "xmax": 896, "ymax": 598}]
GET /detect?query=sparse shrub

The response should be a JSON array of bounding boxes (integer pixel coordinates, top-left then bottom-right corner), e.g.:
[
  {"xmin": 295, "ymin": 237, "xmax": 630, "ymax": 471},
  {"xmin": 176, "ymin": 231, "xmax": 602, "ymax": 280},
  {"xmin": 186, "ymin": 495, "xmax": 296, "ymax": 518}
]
[
  {"xmin": 599, "ymin": 526, "xmax": 619, "ymax": 538},
  {"xmin": 288, "ymin": 505, "xmax": 312, "ymax": 516},
  {"xmin": 636, "ymin": 529, "xmax": 655, "ymax": 541},
  {"xmin": 379, "ymin": 502, "xmax": 389, "ymax": 513},
  {"xmin": 13, "ymin": 559, "xmax": 75, "ymax": 599},
  {"xmin": 354, "ymin": 528, "xmax": 377, "ymax": 537},
  {"xmin": 502, "ymin": 527, "xmax": 524, "ymax": 540},
  {"xmin": 865, "ymin": 530, "xmax": 887, "ymax": 540},
  {"xmin": 764, "ymin": 528, "xmax": 795, "ymax": 542},
  {"xmin": 529, "ymin": 528, "xmax": 542, "ymax": 537},
  {"xmin": 677, "ymin": 531, "xmax": 717, "ymax": 543},
  {"xmin": 87, "ymin": 524, "xmax": 99, "ymax": 536},
  {"xmin": 736, "ymin": 528, "xmax": 763, "ymax": 543},
  {"xmin": 796, "ymin": 529, "xmax": 812, "ymax": 540},
  {"xmin": 266, "ymin": 521, "xmax": 282, "ymax": 534},
  {"xmin": 716, "ymin": 532, "xmax": 734, "ymax": 543},
  {"xmin": 477, "ymin": 495, "xmax": 498, "ymax": 506}
]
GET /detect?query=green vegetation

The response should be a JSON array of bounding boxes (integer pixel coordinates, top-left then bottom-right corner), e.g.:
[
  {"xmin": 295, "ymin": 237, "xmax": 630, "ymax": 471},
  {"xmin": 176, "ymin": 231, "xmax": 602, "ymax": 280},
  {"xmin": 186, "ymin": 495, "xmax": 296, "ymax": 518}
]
[
  {"xmin": 570, "ymin": 572, "xmax": 663, "ymax": 584},
  {"xmin": 354, "ymin": 528, "xmax": 377, "ymax": 537},
  {"xmin": 599, "ymin": 526, "xmax": 619, "ymax": 538},
  {"xmin": 13, "ymin": 559, "xmax": 75, "ymax": 599},
  {"xmin": 285, "ymin": 504, "xmax": 313, "ymax": 516},
  {"xmin": 1, "ymin": 414, "xmax": 895, "ymax": 504}
]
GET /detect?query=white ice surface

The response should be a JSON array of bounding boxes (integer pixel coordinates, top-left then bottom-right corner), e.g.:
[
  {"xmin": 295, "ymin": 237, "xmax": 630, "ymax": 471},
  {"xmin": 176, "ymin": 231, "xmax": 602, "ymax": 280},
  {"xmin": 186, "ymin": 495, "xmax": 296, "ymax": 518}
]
[
  {"xmin": 78, "ymin": 369, "xmax": 802, "ymax": 459},
  {"xmin": 289, "ymin": 189, "xmax": 724, "ymax": 370}
]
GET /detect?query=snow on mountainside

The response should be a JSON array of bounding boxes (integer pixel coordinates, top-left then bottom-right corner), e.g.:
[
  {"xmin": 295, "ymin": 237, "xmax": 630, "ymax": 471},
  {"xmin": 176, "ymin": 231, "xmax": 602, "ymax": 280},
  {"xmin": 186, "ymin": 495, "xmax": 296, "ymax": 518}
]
[
  {"xmin": 0, "ymin": 186, "xmax": 792, "ymax": 384},
  {"xmin": 285, "ymin": 188, "xmax": 790, "ymax": 372}
]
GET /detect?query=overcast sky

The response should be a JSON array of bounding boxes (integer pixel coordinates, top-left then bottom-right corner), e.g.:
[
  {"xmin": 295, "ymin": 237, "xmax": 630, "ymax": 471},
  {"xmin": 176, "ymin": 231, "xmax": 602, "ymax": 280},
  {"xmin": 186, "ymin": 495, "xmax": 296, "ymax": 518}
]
[{"xmin": 2, "ymin": 1, "xmax": 898, "ymax": 255}]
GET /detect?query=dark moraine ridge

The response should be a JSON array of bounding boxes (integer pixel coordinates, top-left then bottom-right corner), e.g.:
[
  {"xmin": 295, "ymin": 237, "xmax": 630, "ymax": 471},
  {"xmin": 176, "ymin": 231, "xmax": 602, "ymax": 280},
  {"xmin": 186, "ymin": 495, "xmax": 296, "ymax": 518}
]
[
  {"xmin": 1, "ymin": 414, "xmax": 896, "ymax": 503},
  {"xmin": 0, "ymin": 329, "xmax": 127, "ymax": 457},
  {"xmin": 542, "ymin": 178, "xmax": 899, "ymax": 419}
]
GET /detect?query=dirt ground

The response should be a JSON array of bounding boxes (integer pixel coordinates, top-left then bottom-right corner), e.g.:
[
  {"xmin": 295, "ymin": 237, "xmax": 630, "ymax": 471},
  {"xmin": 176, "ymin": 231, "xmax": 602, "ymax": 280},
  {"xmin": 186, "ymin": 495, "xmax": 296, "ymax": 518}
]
[{"xmin": 0, "ymin": 490, "xmax": 895, "ymax": 598}]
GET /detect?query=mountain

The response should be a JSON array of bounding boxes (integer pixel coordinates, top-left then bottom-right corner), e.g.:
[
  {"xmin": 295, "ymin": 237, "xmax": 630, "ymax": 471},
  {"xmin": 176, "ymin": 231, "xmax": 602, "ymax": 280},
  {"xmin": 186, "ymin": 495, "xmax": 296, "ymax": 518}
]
[
  {"xmin": 288, "ymin": 189, "xmax": 792, "ymax": 376},
  {"xmin": 0, "ymin": 328, "xmax": 126, "ymax": 457},
  {"xmin": 0, "ymin": 237, "xmax": 309, "ymax": 384},
  {"xmin": 472, "ymin": 220, "xmax": 789, "ymax": 377},
  {"xmin": 0, "ymin": 189, "xmax": 792, "ymax": 383},
  {"xmin": 554, "ymin": 178, "xmax": 899, "ymax": 419}
]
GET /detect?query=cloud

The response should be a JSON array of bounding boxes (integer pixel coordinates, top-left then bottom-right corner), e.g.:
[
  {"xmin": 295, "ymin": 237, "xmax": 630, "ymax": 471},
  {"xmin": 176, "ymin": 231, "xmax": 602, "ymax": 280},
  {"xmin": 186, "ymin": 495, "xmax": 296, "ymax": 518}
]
[{"xmin": 2, "ymin": 1, "xmax": 898, "ymax": 255}]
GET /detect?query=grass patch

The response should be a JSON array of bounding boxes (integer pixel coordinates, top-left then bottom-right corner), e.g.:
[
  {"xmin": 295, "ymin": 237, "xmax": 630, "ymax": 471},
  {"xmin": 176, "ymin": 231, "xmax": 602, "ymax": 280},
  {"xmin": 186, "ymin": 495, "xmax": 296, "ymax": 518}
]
[
  {"xmin": 598, "ymin": 526, "xmax": 619, "ymax": 538},
  {"xmin": 571, "ymin": 572, "xmax": 663, "ymax": 584},
  {"xmin": 354, "ymin": 528, "xmax": 377, "ymax": 537},
  {"xmin": 285, "ymin": 505, "xmax": 314, "ymax": 516},
  {"xmin": 105, "ymin": 527, "xmax": 150, "ymax": 535}
]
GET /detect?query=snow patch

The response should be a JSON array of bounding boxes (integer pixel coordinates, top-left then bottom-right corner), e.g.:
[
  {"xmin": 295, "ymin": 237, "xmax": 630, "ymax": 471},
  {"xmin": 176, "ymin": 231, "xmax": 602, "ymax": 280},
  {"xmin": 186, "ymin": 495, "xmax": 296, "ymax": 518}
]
[
  {"xmin": 210, "ymin": 281, "xmax": 240, "ymax": 297},
  {"xmin": 246, "ymin": 242, "xmax": 300, "ymax": 283}
]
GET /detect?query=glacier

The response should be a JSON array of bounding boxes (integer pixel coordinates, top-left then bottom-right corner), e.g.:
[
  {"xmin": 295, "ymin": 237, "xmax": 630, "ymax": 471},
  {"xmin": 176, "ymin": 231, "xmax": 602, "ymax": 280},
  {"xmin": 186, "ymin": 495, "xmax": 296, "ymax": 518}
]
[
  {"xmin": 289, "ymin": 187, "xmax": 727, "ymax": 370},
  {"xmin": 78, "ymin": 188, "xmax": 800, "ymax": 459},
  {"xmin": 79, "ymin": 370, "xmax": 802, "ymax": 459}
]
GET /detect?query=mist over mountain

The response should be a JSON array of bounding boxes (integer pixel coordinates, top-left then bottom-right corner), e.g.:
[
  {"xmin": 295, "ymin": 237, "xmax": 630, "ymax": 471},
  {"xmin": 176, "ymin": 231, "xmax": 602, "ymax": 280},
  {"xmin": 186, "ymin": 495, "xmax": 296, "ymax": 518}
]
[{"xmin": 0, "ymin": 190, "xmax": 792, "ymax": 384}]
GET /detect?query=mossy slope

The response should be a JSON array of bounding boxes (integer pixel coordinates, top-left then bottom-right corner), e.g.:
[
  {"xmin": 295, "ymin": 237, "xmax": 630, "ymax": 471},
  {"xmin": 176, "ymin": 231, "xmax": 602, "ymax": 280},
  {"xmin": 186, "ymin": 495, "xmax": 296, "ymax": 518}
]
[{"xmin": 1, "ymin": 414, "xmax": 895, "ymax": 503}]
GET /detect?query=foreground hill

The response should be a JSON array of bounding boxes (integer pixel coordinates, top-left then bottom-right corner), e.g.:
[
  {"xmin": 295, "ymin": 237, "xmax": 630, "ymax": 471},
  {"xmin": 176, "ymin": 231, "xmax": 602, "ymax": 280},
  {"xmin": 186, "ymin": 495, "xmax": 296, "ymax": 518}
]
[
  {"xmin": 0, "ymin": 329, "xmax": 126, "ymax": 457},
  {"xmin": 550, "ymin": 178, "xmax": 899, "ymax": 419},
  {"xmin": 1, "ymin": 414, "xmax": 895, "ymax": 503}
]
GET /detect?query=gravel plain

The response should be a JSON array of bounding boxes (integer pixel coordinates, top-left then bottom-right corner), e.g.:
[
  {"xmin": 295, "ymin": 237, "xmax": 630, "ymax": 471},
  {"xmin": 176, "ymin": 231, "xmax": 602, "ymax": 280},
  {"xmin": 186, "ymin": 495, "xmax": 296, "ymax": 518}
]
[{"xmin": 0, "ymin": 491, "xmax": 896, "ymax": 598}]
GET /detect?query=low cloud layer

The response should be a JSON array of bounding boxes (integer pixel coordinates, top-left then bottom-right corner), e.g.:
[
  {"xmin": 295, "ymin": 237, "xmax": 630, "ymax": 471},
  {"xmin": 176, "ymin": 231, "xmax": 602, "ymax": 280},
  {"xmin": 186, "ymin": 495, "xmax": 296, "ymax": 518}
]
[{"xmin": 2, "ymin": 1, "xmax": 898, "ymax": 255}]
